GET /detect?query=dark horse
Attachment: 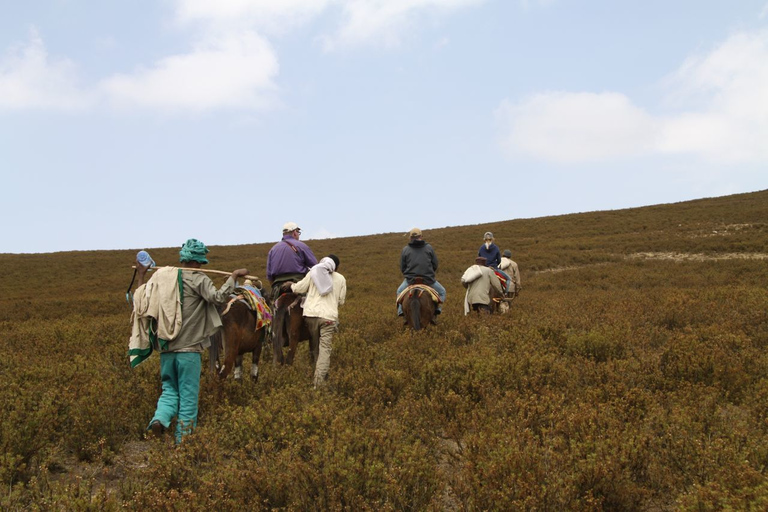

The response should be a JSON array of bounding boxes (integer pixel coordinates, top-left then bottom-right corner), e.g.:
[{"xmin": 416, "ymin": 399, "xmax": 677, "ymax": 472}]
[
  {"xmin": 209, "ymin": 300, "xmax": 267, "ymax": 381},
  {"xmin": 271, "ymin": 291, "xmax": 314, "ymax": 365},
  {"xmin": 401, "ymin": 285, "xmax": 437, "ymax": 331}
]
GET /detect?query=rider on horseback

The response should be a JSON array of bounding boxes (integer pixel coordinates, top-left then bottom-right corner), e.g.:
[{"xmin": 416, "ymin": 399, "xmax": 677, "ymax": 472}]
[
  {"xmin": 397, "ymin": 228, "xmax": 446, "ymax": 318},
  {"xmin": 266, "ymin": 222, "xmax": 318, "ymax": 301},
  {"xmin": 478, "ymin": 231, "xmax": 512, "ymax": 295}
]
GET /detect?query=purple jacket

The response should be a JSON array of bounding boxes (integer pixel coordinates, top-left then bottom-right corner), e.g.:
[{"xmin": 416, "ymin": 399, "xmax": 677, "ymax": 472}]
[{"xmin": 266, "ymin": 235, "xmax": 318, "ymax": 282}]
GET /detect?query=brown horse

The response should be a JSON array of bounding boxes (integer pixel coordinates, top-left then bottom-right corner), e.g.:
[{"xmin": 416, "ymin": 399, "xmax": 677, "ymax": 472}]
[
  {"xmin": 271, "ymin": 291, "xmax": 314, "ymax": 365},
  {"xmin": 402, "ymin": 285, "xmax": 437, "ymax": 331},
  {"xmin": 210, "ymin": 300, "xmax": 267, "ymax": 381},
  {"xmin": 491, "ymin": 272, "xmax": 513, "ymax": 314}
]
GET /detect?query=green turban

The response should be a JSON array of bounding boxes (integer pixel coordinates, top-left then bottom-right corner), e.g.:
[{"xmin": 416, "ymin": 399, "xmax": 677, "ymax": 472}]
[{"xmin": 179, "ymin": 239, "xmax": 209, "ymax": 264}]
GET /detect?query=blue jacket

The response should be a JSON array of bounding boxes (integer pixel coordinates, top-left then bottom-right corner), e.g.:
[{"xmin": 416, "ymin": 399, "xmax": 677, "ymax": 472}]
[{"xmin": 478, "ymin": 243, "xmax": 501, "ymax": 269}]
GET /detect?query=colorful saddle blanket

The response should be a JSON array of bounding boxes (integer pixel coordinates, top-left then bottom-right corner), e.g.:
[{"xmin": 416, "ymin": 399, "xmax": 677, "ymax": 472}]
[
  {"xmin": 396, "ymin": 284, "xmax": 442, "ymax": 306},
  {"xmin": 493, "ymin": 270, "xmax": 508, "ymax": 289},
  {"xmin": 223, "ymin": 286, "xmax": 273, "ymax": 330}
]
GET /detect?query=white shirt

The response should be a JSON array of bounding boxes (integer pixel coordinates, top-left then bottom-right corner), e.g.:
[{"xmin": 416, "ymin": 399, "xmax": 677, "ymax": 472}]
[{"xmin": 291, "ymin": 271, "xmax": 346, "ymax": 322}]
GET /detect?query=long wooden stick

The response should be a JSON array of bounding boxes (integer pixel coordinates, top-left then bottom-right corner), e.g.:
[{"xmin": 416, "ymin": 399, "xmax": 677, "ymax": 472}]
[{"xmin": 131, "ymin": 266, "xmax": 262, "ymax": 282}]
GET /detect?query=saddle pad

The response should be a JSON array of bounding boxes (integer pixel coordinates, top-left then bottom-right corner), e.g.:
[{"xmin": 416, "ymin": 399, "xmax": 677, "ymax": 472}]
[
  {"xmin": 493, "ymin": 270, "xmax": 507, "ymax": 287},
  {"xmin": 396, "ymin": 284, "xmax": 441, "ymax": 305},
  {"xmin": 226, "ymin": 287, "xmax": 273, "ymax": 330}
]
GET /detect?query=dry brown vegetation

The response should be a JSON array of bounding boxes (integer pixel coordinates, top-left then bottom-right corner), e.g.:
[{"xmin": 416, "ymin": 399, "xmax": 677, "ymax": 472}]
[{"xmin": 1, "ymin": 189, "xmax": 767, "ymax": 510}]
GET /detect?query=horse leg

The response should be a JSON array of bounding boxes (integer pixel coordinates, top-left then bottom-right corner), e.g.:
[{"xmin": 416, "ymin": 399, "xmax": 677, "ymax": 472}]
[
  {"xmin": 272, "ymin": 308, "xmax": 285, "ymax": 365},
  {"xmin": 251, "ymin": 328, "xmax": 264, "ymax": 381},
  {"xmin": 218, "ymin": 332, "xmax": 235, "ymax": 379},
  {"xmin": 285, "ymin": 312, "xmax": 302, "ymax": 365},
  {"xmin": 233, "ymin": 354, "xmax": 243, "ymax": 380}
]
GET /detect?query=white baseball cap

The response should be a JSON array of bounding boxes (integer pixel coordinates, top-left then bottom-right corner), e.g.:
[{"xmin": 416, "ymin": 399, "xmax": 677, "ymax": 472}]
[{"xmin": 282, "ymin": 222, "xmax": 300, "ymax": 233}]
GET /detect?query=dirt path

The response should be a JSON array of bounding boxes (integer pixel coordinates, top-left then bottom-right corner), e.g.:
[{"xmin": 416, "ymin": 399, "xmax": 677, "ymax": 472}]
[{"xmin": 535, "ymin": 252, "xmax": 768, "ymax": 274}]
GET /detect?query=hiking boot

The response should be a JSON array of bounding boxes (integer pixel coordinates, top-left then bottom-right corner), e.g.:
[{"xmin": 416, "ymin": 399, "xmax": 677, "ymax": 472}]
[{"xmin": 149, "ymin": 420, "xmax": 165, "ymax": 438}]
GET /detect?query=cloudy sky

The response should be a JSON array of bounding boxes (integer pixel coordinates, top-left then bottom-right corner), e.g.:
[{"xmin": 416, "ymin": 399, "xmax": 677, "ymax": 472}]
[{"xmin": 2, "ymin": 0, "xmax": 767, "ymax": 254}]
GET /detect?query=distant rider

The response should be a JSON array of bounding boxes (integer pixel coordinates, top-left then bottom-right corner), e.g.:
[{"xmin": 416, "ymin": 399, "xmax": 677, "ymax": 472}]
[
  {"xmin": 478, "ymin": 231, "xmax": 511, "ymax": 294},
  {"xmin": 397, "ymin": 228, "xmax": 446, "ymax": 318}
]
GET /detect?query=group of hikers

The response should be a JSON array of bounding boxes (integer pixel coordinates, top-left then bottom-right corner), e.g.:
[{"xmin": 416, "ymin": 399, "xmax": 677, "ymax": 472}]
[
  {"xmin": 399, "ymin": 227, "xmax": 521, "ymax": 319},
  {"xmin": 129, "ymin": 222, "xmax": 520, "ymax": 443}
]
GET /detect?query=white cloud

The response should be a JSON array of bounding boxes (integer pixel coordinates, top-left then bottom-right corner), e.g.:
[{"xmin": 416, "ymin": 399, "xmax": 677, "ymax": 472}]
[
  {"xmin": 497, "ymin": 29, "xmax": 768, "ymax": 164},
  {"xmin": 174, "ymin": 0, "xmax": 484, "ymax": 50},
  {"xmin": 100, "ymin": 31, "xmax": 279, "ymax": 112},
  {"xmin": 0, "ymin": 28, "xmax": 92, "ymax": 110},
  {"xmin": 659, "ymin": 31, "xmax": 768, "ymax": 162},
  {"xmin": 173, "ymin": 0, "xmax": 333, "ymax": 34},
  {"xmin": 496, "ymin": 92, "xmax": 658, "ymax": 163},
  {"xmin": 305, "ymin": 227, "xmax": 342, "ymax": 240},
  {"xmin": 323, "ymin": 0, "xmax": 484, "ymax": 50}
]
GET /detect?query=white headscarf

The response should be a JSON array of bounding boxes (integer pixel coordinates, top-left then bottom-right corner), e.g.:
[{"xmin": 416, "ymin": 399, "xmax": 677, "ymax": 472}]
[{"xmin": 309, "ymin": 257, "xmax": 336, "ymax": 296}]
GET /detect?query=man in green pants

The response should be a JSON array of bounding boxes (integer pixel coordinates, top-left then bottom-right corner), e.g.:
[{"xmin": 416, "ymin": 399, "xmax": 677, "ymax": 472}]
[{"xmin": 136, "ymin": 238, "xmax": 248, "ymax": 443}]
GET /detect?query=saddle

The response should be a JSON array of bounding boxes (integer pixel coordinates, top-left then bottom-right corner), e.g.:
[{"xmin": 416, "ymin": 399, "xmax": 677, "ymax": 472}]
[
  {"xmin": 396, "ymin": 284, "xmax": 441, "ymax": 306},
  {"xmin": 221, "ymin": 287, "xmax": 273, "ymax": 330}
]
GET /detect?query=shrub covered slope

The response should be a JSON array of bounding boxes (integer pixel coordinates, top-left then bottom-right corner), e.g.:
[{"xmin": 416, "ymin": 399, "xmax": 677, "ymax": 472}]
[{"xmin": 1, "ymin": 190, "xmax": 767, "ymax": 510}]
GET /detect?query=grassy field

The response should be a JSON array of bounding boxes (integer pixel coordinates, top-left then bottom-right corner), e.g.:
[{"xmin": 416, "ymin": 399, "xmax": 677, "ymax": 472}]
[{"xmin": 1, "ymin": 190, "xmax": 767, "ymax": 510}]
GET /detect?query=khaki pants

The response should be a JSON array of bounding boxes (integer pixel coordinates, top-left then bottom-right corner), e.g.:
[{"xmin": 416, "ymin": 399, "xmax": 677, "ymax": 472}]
[{"xmin": 305, "ymin": 317, "xmax": 338, "ymax": 387}]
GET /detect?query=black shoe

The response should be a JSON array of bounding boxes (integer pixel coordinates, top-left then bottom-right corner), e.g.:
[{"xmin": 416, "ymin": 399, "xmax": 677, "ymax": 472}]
[{"xmin": 149, "ymin": 420, "xmax": 165, "ymax": 438}]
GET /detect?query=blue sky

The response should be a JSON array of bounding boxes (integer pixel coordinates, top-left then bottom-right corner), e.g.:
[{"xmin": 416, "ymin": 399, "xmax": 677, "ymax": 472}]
[{"xmin": 2, "ymin": 0, "xmax": 767, "ymax": 254}]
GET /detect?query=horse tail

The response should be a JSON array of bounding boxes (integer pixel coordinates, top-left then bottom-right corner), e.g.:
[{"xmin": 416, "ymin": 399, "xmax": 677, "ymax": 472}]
[{"xmin": 411, "ymin": 290, "xmax": 422, "ymax": 331}]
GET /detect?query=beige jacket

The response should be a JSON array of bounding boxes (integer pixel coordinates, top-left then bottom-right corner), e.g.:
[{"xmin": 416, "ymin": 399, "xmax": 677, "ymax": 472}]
[
  {"xmin": 129, "ymin": 268, "xmax": 235, "ymax": 366},
  {"xmin": 292, "ymin": 271, "xmax": 346, "ymax": 322},
  {"xmin": 462, "ymin": 265, "xmax": 503, "ymax": 314},
  {"xmin": 499, "ymin": 257, "xmax": 521, "ymax": 293}
]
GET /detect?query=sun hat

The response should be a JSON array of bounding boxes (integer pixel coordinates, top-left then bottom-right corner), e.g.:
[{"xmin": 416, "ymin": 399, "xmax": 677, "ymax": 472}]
[
  {"xmin": 283, "ymin": 222, "xmax": 300, "ymax": 233},
  {"xmin": 408, "ymin": 228, "xmax": 422, "ymax": 238},
  {"xmin": 179, "ymin": 239, "xmax": 209, "ymax": 264},
  {"xmin": 483, "ymin": 232, "xmax": 494, "ymax": 240}
]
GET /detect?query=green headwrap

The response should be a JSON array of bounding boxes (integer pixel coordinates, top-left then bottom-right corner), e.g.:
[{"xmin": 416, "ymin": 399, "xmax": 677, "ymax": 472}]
[{"xmin": 179, "ymin": 238, "xmax": 209, "ymax": 264}]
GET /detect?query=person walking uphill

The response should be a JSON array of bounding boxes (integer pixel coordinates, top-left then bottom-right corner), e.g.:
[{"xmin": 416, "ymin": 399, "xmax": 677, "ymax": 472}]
[
  {"xmin": 133, "ymin": 239, "xmax": 248, "ymax": 444},
  {"xmin": 461, "ymin": 256, "xmax": 504, "ymax": 314},
  {"xmin": 397, "ymin": 228, "xmax": 446, "ymax": 318},
  {"xmin": 286, "ymin": 255, "xmax": 346, "ymax": 388},
  {"xmin": 266, "ymin": 222, "xmax": 318, "ymax": 301},
  {"xmin": 499, "ymin": 249, "xmax": 521, "ymax": 297}
]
